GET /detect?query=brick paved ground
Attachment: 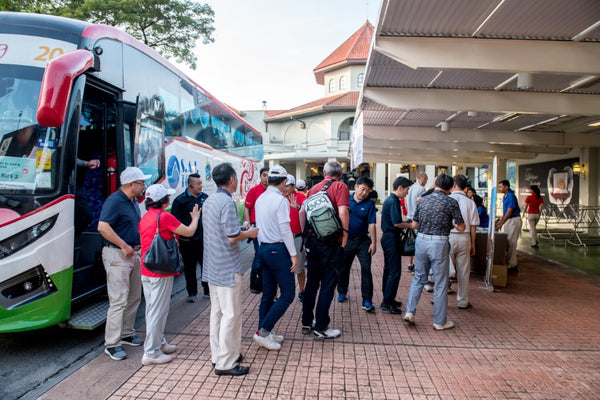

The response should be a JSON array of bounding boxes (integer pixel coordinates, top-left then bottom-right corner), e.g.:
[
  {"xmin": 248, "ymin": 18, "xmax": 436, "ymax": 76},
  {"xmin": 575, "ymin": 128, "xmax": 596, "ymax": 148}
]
[{"xmin": 109, "ymin": 247, "xmax": 600, "ymax": 400}]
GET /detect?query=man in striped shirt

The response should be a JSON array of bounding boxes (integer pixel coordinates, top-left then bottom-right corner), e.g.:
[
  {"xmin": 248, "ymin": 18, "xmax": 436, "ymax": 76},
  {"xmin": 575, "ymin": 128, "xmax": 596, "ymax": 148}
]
[{"xmin": 202, "ymin": 163, "xmax": 258, "ymax": 376}]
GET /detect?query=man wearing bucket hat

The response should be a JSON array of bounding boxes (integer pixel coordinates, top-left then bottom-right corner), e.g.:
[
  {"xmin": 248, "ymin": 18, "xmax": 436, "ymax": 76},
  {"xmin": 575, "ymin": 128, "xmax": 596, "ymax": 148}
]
[{"xmin": 98, "ymin": 166, "xmax": 151, "ymax": 361}]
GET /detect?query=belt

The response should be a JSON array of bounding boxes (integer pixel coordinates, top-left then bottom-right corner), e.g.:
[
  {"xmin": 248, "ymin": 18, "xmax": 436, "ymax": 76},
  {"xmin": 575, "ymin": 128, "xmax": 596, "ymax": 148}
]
[
  {"xmin": 105, "ymin": 243, "xmax": 141, "ymax": 251},
  {"xmin": 294, "ymin": 233, "xmax": 303, "ymax": 238},
  {"xmin": 509, "ymin": 215, "xmax": 521, "ymax": 219},
  {"xmin": 418, "ymin": 233, "xmax": 449, "ymax": 240},
  {"xmin": 348, "ymin": 236, "xmax": 368, "ymax": 241},
  {"xmin": 261, "ymin": 241, "xmax": 284, "ymax": 245}
]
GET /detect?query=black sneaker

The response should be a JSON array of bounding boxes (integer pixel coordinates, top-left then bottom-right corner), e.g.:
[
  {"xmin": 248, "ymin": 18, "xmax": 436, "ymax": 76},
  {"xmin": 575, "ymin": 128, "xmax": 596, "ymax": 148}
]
[
  {"xmin": 380, "ymin": 303, "xmax": 402, "ymax": 314},
  {"xmin": 301, "ymin": 325, "xmax": 312, "ymax": 334},
  {"xmin": 391, "ymin": 300, "xmax": 403, "ymax": 308},
  {"xmin": 105, "ymin": 346, "xmax": 127, "ymax": 360},
  {"xmin": 298, "ymin": 291, "xmax": 304, "ymax": 304},
  {"xmin": 407, "ymin": 264, "xmax": 415, "ymax": 273},
  {"xmin": 120, "ymin": 335, "xmax": 143, "ymax": 346}
]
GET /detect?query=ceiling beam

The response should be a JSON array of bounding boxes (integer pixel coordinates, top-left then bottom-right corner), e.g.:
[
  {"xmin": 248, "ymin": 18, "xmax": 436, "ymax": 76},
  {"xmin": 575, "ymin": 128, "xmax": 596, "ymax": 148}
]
[
  {"xmin": 361, "ymin": 147, "xmax": 537, "ymax": 160},
  {"xmin": 361, "ymin": 125, "xmax": 600, "ymax": 147},
  {"xmin": 360, "ymin": 152, "xmax": 495, "ymax": 166},
  {"xmin": 361, "ymin": 138, "xmax": 572, "ymax": 154},
  {"xmin": 362, "ymin": 87, "xmax": 600, "ymax": 116},
  {"xmin": 374, "ymin": 37, "xmax": 600, "ymax": 75}
]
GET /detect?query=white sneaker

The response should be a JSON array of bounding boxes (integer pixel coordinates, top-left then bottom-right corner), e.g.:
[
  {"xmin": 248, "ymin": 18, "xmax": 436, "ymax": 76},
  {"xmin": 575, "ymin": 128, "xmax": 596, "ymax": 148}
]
[
  {"xmin": 433, "ymin": 321, "xmax": 455, "ymax": 331},
  {"xmin": 424, "ymin": 284, "xmax": 434, "ymax": 293},
  {"xmin": 141, "ymin": 352, "xmax": 173, "ymax": 365},
  {"xmin": 313, "ymin": 328, "xmax": 341, "ymax": 339},
  {"xmin": 270, "ymin": 332, "xmax": 284, "ymax": 344},
  {"xmin": 161, "ymin": 343, "xmax": 177, "ymax": 354},
  {"xmin": 403, "ymin": 312, "xmax": 415, "ymax": 324},
  {"xmin": 253, "ymin": 333, "xmax": 281, "ymax": 350}
]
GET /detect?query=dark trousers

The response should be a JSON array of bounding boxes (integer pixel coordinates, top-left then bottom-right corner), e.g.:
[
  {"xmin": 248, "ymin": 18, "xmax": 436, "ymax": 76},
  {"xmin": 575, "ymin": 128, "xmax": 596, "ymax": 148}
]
[
  {"xmin": 302, "ymin": 239, "xmax": 342, "ymax": 332},
  {"xmin": 381, "ymin": 232, "xmax": 402, "ymax": 305},
  {"xmin": 179, "ymin": 239, "xmax": 209, "ymax": 296},
  {"xmin": 257, "ymin": 243, "xmax": 295, "ymax": 332},
  {"xmin": 337, "ymin": 237, "xmax": 373, "ymax": 301},
  {"xmin": 251, "ymin": 236, "xmax": 261, "ymax": 271}
]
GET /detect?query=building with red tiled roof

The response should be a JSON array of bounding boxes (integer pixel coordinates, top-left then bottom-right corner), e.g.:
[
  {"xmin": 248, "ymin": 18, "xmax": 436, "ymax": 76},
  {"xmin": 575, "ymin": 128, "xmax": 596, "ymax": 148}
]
[{"xmin": 242, "ymin": 22, "xmax": 373, "ymax": 185}]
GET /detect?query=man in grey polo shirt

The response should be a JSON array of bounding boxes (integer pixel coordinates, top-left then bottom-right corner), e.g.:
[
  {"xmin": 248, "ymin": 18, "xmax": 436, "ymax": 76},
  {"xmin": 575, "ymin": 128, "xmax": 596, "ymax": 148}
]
[
  {"xmin": 202, "ymin": 162, "xmax": 258, "ymax": 376},
  {"xmin": 403, "ymin": 174, "xmax": 465, "ymax": 331}
]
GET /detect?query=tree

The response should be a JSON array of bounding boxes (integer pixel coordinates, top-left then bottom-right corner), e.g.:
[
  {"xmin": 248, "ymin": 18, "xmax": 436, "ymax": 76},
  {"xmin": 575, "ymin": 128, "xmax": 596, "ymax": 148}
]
[{"xmin": 1, "ymin": 0, "xmax": 215, "ymax": 70}]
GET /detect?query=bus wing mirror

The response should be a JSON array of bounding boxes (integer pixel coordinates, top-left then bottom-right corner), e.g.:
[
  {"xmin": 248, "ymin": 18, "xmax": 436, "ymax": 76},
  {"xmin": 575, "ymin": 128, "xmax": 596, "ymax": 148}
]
[{"xmin": 37, "ymin": 49, "xmax": 100, "ymax": 127}]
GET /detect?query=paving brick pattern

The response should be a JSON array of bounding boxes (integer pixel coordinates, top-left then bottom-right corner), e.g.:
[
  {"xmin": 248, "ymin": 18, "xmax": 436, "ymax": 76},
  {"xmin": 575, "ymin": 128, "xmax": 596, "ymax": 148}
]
[{"xmin": 110, "ymin": 248, "xmax": 600, "ymax": 399}]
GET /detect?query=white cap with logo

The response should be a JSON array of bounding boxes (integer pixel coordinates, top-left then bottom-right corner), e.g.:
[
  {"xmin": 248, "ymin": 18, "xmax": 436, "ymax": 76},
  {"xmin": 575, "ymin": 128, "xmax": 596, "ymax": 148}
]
[
  {"xmin": 145, "ymin": 184, "xmax": 176, "ymax": 202},
  {"xmin": 120, "ymin": 166, "xmax": 152, "ymax": 185}
]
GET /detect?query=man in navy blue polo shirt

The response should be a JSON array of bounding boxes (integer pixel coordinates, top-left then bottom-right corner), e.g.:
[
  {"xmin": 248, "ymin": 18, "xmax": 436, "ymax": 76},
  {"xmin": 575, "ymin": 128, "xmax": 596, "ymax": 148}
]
[
  {"xmin": 496, "ymin": 180, "xmax": 522, "ymax": 272},
  {"xmin": 336, "ymin": 176, "xmax": 378, "ymax": 312},
  {"xmin": 380, "ymin": 176, "xmax": 412, "ymax": 314},
  {"xmin": 98, "ymin": 166, "xmax": 151, "ymax": 361},
  {"xmin": 171, "ymin": 173, "xmax": 209, "ymax": 302}
]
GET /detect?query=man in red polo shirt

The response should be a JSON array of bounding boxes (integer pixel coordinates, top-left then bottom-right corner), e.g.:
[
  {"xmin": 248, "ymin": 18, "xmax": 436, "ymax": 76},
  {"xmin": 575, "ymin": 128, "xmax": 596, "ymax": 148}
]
[
  {"xmin": 244, "ymin": 167, "xmax": 269, "ymax": 293},
  {"xmin": 300, "ymin": 160, "xmax": 349, "ymax": 340}
]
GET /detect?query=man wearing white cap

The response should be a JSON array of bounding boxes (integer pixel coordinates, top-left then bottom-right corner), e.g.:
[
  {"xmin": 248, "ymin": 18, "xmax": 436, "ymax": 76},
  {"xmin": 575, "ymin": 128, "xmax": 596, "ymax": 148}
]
[
  {"xmin": 253, "ymin": 166, "xmax": 299, "ymax": 351},
  {"xmin": 98, "ymin": 166, "xmax": 151, "ymax": 361}
]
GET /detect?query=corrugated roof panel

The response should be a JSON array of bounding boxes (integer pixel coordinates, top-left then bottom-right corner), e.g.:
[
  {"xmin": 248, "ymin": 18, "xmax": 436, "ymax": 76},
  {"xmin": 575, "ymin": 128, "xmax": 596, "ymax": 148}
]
[
  {"xmin": 381, "ymin": 0, "xmax": 499, "ymax": 37},
  {"xmin": 479, "ymin": 0, "xmax": 600, "ymax": 41}
]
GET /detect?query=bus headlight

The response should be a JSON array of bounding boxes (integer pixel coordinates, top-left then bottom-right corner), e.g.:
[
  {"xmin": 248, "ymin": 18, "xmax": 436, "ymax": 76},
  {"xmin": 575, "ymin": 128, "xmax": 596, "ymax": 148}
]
[{"xmin": 0, "ymin": 215, "xmax": 58, "ymax": 260}]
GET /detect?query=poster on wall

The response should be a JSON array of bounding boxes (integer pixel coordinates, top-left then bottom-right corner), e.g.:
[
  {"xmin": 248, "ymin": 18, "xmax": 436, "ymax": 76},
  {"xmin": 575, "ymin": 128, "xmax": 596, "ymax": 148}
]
[{"xmin": 518, "ymin": 158, "xmax": 579, "ymax": 207}]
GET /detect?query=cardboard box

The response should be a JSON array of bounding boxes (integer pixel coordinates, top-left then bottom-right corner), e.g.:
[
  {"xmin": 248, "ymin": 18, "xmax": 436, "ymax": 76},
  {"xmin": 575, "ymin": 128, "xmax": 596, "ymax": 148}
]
[{"xmin": 491, "ymin": 264, "xmax": 507, "ymax": 287}]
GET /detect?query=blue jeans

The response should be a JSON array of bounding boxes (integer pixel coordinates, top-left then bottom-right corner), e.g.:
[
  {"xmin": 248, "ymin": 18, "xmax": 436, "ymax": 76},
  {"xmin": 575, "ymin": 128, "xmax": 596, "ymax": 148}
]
[
  {"xmin": 381, "ymin": 232, "xmax": 402, "ymax": 305},
  {"xmin": 302, "ymin": 238, "xmax": 342, "ymax": 331},
  {"xmin": 257, "ymin": 243, "xmax": 295, "ymax": 332},
  {"xmin": 406, "ymin": 235, "xmax": 450, "ymax": 325}
]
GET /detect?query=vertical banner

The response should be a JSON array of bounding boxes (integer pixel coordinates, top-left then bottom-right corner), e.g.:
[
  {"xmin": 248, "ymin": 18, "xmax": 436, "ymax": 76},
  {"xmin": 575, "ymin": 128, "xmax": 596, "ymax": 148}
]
[
  {"xmin": 350, "ymin": 112, "xmax": 363, "ymax": 170},
  {"xmin": 484, "ymin": 156, "xmax": 498, "ymax": 291}
]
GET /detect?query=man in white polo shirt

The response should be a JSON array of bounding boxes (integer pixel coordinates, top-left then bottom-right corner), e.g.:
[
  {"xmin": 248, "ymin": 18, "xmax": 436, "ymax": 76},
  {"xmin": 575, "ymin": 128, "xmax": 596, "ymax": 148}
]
[
  {"xmin": 253, "ymin": 165, "xmax": 299, "ymax": 351},
  {"xmin": 449, "ymin": 174, "xmax": 479, "ymax": 309}
]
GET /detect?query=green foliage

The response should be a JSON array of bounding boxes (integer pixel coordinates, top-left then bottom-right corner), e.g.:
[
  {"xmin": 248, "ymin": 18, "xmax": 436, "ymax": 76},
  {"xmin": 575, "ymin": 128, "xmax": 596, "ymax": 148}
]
[{"xmin": 2, "ymin": 0, "xmax": 215, "ymax": 70}]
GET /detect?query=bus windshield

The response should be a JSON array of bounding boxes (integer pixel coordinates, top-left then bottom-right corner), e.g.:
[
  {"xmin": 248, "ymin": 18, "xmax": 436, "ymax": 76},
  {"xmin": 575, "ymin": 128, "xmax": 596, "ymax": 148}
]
[{"xmin": 0, "ymin": 66, "xmax": 61, "ymax": 194}]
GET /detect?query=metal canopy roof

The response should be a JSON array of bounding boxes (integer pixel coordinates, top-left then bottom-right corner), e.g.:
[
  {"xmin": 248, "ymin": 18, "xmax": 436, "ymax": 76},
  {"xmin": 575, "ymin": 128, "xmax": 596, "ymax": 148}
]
[{"xmin": 354, "ymin": 0, "xmax": 600, "ymax": 167}]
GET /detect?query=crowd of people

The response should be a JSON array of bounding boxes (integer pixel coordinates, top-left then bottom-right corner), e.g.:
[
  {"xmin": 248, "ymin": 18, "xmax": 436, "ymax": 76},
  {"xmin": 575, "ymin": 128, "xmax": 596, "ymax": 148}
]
[{"xmin": 96, "ymin": 161, "xmax": 532, "ymax": 376}]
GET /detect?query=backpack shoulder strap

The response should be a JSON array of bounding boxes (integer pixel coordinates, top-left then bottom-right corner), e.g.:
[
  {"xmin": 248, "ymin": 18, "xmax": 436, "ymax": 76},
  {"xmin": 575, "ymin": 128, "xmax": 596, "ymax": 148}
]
[{"xmin": 321, "ymin": 179, "xmax": 334, "ymax": 192}]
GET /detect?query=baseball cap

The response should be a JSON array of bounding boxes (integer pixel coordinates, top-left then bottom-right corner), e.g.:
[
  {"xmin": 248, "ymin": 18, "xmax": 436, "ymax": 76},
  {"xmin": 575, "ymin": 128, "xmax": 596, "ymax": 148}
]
[
  {"xmin": 296, "ymin": 179, "xmax": 307, "ymax": 190},
  {"xmin": 120, "ymin": 166, "xmax": 152, "ymax": 185},
  {"xmin": 286, "ymin": 174, "xmax": 296, "ymax": 185},
  {"xmin": 145, "ymin": 184, "xmax": 176, "ymax": 202},
  {"xmin": 268, "ymin": 165, "xmax": 287, "ymax": 177}
]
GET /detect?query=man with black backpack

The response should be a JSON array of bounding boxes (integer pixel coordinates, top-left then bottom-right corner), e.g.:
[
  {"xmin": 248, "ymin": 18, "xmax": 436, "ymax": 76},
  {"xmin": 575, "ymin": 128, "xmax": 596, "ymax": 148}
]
[{"xmin": 300, "ymin": 160, "xmax": 349, "ymax": 340}]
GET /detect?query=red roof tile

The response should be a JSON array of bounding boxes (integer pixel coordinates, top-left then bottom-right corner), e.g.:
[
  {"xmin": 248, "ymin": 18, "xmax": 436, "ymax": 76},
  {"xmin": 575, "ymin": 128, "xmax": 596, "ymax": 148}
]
[
  {"xmin": 313, "ymin": 21, "xmax": 374, "ymax": 84},
  {"xmin": 265, "ymin": 92, "xmax": 359, "ymax": 121}
]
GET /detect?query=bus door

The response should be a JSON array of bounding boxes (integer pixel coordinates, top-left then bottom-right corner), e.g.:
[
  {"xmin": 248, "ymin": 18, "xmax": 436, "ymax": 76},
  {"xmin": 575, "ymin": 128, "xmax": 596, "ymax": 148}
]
[{"xmin": 72, "ymin": 79, "xmax": 122, "ymax": 302}]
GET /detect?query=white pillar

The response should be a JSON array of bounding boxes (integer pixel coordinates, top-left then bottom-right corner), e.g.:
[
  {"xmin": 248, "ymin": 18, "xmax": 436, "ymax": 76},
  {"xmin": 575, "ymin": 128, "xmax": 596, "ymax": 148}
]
[
  {"xmin": 373, "ymin": 163, "xmax": 386, "ymax": 201},
  {"xmin": 295, "ymin": 160, "xmax": 305, "ymax": 180}
]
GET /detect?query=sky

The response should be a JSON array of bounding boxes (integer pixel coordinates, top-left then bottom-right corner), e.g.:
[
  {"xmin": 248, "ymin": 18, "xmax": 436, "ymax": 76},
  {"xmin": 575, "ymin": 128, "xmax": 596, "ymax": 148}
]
[{"xmin": 175, "ymin": 0, "xmax": 381, "ymax": 111}]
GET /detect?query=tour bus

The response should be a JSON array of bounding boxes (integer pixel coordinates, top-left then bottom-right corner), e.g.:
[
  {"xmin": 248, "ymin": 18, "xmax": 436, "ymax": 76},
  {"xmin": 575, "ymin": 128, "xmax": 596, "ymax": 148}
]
[{"xmin": 0, "ymin": 12, "xmax": 263, "ymax": 332}]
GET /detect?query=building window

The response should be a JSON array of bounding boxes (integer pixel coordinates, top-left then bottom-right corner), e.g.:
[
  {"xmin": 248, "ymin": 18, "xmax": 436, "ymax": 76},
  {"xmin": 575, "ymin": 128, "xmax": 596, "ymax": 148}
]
[
  {"xmin": 329, "ymin": 79, "xmax": 335, "ymax": 93},
  {"xmin": 337, "ymin": 117, "xmax": 354, "ymax": 141},
  {"xmin": 357, "ymin": 73, "xmax": 364, "ymax": 87},
  {"xmin": 339, "ymin": 76, "xmax": 346, "ymax": 91}
]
